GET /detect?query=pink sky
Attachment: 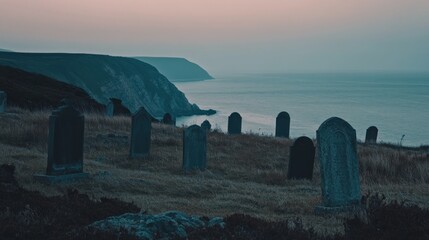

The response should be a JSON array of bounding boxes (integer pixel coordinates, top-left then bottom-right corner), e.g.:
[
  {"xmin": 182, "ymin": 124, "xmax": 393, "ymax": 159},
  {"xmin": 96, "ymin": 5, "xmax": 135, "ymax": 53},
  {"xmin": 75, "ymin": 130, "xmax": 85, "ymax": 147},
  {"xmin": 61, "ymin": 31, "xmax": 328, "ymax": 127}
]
[{"xmin": 1, "ymin": 0, "xmax": 428, "ymax": 73}]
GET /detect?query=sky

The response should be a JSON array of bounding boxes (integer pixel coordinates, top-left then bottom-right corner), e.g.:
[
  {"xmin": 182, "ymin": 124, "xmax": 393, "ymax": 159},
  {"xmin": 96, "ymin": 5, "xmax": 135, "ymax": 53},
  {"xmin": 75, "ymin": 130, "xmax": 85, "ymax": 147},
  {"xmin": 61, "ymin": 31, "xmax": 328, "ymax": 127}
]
[{"xmin": 1, "ymin": 0, "xmax": 428, "ymax": 74}]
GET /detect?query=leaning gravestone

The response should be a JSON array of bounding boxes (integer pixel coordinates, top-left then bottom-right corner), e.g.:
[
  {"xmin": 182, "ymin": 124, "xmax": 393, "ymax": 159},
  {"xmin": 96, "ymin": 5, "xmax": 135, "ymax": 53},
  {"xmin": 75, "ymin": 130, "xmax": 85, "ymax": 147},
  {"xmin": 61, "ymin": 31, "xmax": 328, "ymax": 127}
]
[
  {"xmin": 228, "ymin": 112, "xmax": 242, "ymax": 135},
  {"xmin": 129, "ymin": 107, "xmax": 152, "ymax": 158},
  {"xmin": 0, "ymin": 91, "xmax": 6, "ymax": 113},
  {"xmin": 34, "ymin": 101, "xmax": 88, "ymax": 183},
  {"xmin": 365, "ymin": 126, "xmax": 378, "ymax": 144},
  {"xmin": 287, "ymin": 136, "xmax": 315, "ymax": 180},
  {"xmin": 275, "ymin": 111, "xmax": 290, "ymax": 138},
  {"xmin": 315, "ymin": 117, "xmax": 362, "ymax": 214},
  {"xmin": 162, "ymin": 113, "xmax": 176, "ymax": 126},
  {"xmin": 201, "ymin": 120, "xmax": 211, "ymax": 132},
  {"xmin": 183, "ymin": 125, "xmax": 207, "ymax": 172}
]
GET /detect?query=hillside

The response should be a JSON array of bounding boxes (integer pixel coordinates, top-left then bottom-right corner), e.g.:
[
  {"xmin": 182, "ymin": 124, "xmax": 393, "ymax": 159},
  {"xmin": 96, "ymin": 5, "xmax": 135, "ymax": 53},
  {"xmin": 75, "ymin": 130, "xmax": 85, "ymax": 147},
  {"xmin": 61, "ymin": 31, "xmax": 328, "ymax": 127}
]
[
  {"xmin": 0, "ymin": 65, "xmax": 104, "ymax": 111},
  {"xmin": 135, "ymin": 56, "xmax": 213, "ymax": 82},
  {"xmin": 0, "ymin": 52, "xmax": 214, "ymax": 117},
  {"xmin": 0, "ymin": 107, "xmax": 428, "ymax": 239},
  {"xmin": 0, "ymin": 48, "xmax": 12, "ymax": 52}
]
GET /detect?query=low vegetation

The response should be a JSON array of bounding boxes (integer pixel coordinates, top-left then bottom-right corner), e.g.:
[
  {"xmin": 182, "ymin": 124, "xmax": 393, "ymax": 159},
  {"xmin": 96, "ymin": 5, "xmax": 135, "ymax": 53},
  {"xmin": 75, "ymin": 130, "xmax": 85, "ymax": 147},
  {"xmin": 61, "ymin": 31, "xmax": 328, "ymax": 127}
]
[{"xmin": 0, "ymin": 107, "xmax": 428, "ymax": 238}]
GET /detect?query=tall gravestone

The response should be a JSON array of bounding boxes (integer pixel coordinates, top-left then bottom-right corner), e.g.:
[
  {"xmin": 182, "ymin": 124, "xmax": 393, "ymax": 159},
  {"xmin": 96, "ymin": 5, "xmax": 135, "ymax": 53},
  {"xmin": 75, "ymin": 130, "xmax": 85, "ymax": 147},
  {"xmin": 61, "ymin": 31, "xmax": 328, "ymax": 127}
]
[
  {"xmin": 287, "ymin": 136, "xmax": 315, "ymax": 180},
  {"xmin": 129, "ymin": 107, "xmax": 152, "ymax": 158},
  {"xmin": 275, "ymin": 111, "xmax": 290, "ymax": 138},
  {"xmin": 315, "ymin": 117, "xmax": 362, "ymax": 214},
  {"xmin": 162, "ymin": 113, "xmax": 176, "ymax": 126},
  {"xmin": 106, "ymin": 100, "xmax": 114, "ymax": 117},
  {"xmin": 0, "ymin": 91, "xmax": 6, "ymax": 113},
  {"xmin": 365, "ymin": 126, "xmax": 378, "ymax": 144},
  {"xmin": 183, "ymin": 125, "xmax": 207, "ymax": 172},
  {"xmin": 34, "ymin": 102, "xmax": 88, "ymax": 183},
  {"xmin": 228, "ymin": 112, "xmax": 242, "ymax": 135},
  {"xmin": 201, "ymin": 120, "xmax": 211, "ymax": 132}
]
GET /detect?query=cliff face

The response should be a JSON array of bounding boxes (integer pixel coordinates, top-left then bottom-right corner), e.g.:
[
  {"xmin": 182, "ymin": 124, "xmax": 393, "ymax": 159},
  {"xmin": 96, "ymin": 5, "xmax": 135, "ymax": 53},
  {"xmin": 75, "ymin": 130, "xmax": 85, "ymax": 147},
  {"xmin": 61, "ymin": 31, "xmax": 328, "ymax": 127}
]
[
  {"xmin": 135, "ymin": 57, "xmax": 213, "ymax": 82},
  {"xmin": 0, "ymin": 52, "xmax": 213, "ymax": 117}
]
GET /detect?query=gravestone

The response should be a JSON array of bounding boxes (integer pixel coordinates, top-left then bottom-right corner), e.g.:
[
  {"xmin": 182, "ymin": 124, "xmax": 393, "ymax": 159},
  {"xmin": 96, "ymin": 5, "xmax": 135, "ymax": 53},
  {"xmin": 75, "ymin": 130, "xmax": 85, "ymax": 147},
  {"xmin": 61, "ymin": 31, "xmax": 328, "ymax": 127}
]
[
  {"xmin": 315, "ymin": 117, "xmax": 362, "ymax": 214},
  {"xmin": 287, "ymin": 136, "xmax": 315, "ymax": 180},
  {"xmin": 0, "ymin": 91, "xmax": 6, "ymax": 113},
  {"xmin": 365, "ymin": 126, "xmax": 378, "ymax": 144},
  {"xmin": 182, "ymin": 125, "xmax": 207, "ymax": 172},
  {"xmin": 228, "ymin": 112, "xmax": 242, "ymax": 135},
  {"xmin": 201, "ymin": 120, "xmax": 211, "ymax": 131},
  {"xmin": 162, "ymin": 113, "xmax": 176, "ymax": 126},
  {"xmin": 106, "ymin": 100, "xmax": 114, "ymax": 117},
  {"xmin": 106, "ymin": 98, "xmax": 131, "ymax": 117},
  {"xmin": 275, "ymin": 111, "xmax": 290, "ymax": 138},
  {"xmin": 34, "ymin": 101, "xmax": 88, "ymax": 183},
  {"xmin": 129, "ymin": 107, "xmax": 152, "ymax": 158}
]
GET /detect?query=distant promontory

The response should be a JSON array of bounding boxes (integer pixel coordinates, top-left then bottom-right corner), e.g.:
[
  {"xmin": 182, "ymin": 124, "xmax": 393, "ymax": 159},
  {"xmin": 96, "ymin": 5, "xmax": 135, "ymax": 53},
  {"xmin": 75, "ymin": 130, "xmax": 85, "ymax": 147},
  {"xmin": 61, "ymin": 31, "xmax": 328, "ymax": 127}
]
[{"xmin": 135, "ymin": 57, "xmax": 213, "ymax": 82}]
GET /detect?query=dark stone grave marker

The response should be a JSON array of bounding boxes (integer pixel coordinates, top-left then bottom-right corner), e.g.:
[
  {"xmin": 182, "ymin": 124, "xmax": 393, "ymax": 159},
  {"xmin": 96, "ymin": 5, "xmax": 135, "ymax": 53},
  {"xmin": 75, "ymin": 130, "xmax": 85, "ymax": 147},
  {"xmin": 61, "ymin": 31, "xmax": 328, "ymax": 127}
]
[
  {"xmin": 228, "ymin": 112, "xmax": 242, "ymax": 135},
  {"xmin": 287, "ymin": 136, "xmax": 315, "ymax": 180},
  {"xmin": 315, "ymin": 117, "xmax": 362, "ymax": 214},
  {"xmin": 275, "ymin": 111, "xmax": 290, "ymax": 138},
  {"xmin": 0, "ymin": 91, "xmax": 6, "ymax": 113},
  {"xmin": 201, "ymin": 120, "xmax": 211, "ymax": 131},
  {"xmin": 129, "ymin": 107, "xmax": 152, "ymax": 158},
  {"xmin": 34, "ymin": 101, "xmax": 88, "ymax": 183},
  {"xmin": 182, "ymin": 125, "xmax": 207, "ymax": 172},
  {"xmin": 162, "ymin": 113, "xmax": 176, "ymax": 126},
  {"xmin": 365, "ymin": 126, "xmax": 378, "ymax": 144}
]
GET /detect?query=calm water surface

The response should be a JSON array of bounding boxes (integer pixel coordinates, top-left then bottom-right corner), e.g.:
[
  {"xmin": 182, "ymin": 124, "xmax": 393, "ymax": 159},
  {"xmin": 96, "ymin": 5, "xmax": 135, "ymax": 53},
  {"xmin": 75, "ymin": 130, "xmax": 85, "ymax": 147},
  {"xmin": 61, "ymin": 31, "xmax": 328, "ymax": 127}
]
[{"xmin": 175, "ymin": 73, "xmax": 429, "ymax": 146}]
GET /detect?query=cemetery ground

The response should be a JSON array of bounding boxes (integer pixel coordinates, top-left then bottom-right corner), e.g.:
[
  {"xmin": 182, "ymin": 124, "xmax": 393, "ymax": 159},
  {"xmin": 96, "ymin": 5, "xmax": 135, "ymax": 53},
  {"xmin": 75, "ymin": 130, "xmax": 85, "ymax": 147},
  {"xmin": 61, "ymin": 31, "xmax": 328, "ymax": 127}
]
[{"xmin": 0, "ymin": 107, "xmax": 428, "ymax": 239}]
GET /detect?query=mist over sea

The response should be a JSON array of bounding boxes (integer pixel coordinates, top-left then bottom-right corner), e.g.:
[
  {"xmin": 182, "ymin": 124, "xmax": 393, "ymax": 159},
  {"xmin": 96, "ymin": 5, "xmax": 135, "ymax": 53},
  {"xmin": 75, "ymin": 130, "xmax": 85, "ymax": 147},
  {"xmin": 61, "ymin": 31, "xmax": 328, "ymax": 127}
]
[{"xmin": 175, "ymin": 73, "xmax": 429, "ymax": 147}]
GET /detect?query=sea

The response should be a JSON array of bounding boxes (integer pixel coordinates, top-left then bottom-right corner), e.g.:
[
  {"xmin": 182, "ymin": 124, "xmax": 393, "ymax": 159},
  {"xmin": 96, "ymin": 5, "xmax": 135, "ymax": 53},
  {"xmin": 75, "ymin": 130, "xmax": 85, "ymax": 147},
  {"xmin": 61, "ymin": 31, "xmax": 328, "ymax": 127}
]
[{"xmin": 174, "ymin": 72, "xmax": 429, "ymax": 147}]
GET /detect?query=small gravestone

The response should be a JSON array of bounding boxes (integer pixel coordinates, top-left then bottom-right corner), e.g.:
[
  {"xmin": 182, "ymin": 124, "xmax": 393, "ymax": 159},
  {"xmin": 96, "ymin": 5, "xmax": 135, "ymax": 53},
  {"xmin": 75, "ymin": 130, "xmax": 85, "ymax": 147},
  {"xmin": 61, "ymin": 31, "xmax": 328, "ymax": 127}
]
[
  {"xmin": 365, "ymin": 126, "xmax": 378, "ymax": 144},
  {"xmin": 275, "ymin": 111, "xmax": 290, "ymax": 138},
  {"xmin": 228, "ymin": 112, "xmax": 242, "ymax": 135},
  {"xmin": 0, "ymin": 91, "xmax": 6, "ymax": 113},
  {"xmin": 201, "ymin": 120, "xmax": 211, "ymax": 132},
  {"xmin": 162, "ymin": 113, "xmax": 176, "ymax": 126},
  {"xmin": 183, "ymin": 125, "xmax": 207, "ymax": 172},
  {"xmin": 315, "ymin": 117, "xmax": 362, "ymax": 214},
  {"xmin": 129, "ymin": 107, "xmax": 152, "ymax": 158},
  {"xmin": 34, "ymin": 101, "xmax": 88, "ymax": 183},
  {"xmin": 106, "ymin": 100, "xmax": 114, "ymax": 117},
  {"xmin": 287, "ymin": 136, "xmax": 315, "ymax": 180}
]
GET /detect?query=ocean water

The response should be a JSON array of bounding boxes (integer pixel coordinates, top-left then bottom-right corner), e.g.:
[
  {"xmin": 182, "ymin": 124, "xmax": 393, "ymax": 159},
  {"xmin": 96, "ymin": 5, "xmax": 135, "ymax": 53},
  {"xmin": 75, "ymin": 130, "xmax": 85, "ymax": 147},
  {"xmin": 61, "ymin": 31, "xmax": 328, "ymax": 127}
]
[{"xmin": 174, "ymin": 73, "xmax": 429, "ymax": 147}]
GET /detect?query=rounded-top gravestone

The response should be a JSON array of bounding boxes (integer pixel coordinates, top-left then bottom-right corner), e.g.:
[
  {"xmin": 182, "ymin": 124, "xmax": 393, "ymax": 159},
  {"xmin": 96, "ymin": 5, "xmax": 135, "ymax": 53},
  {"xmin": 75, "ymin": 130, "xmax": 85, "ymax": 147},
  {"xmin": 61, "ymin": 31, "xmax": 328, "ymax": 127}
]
[
  {"xmin": 365, "ymin": 126, "xmax": 378, "ymax": 144},
  {"xmin": 182, "ymin": 125, "xmax": 207, "ymax": 172},
  {"xmin": 130, "ymin": 107, "xmax": 152, "ymax": 158},
  {"xmin": 315, "ymin": 117, "xmax": 361, "ymax": 214},
  {"xmin": 201, "ymin": 120, "xmax": 211, "ymax": 132},
  {"xmin": 228, "ymin": 112, "xmax": 242, "ymax": 135},
  {"xmin": 287, "ymin": 136, "xmax": 315, "ymax": 180},
  {"xmin": 275, "ymin": 111, "xmax": 290, "ymax": 138},
  {"xmin": 162, "ymin": 113, "xmax": 176, "ymax": 126}
]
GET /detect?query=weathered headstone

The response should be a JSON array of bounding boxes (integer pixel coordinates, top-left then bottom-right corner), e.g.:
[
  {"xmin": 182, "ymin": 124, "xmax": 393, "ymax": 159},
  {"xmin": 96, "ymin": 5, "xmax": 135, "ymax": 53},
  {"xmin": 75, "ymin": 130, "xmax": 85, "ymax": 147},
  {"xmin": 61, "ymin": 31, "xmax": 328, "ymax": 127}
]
[
  {"xmin": 106, "ymin": 99, "xmax": 114, "ymax": 117},
  {"xmin": 315, "ymin": 117, "xmax": 362, "ymax": 214},
  {"xmin": 201, "ymin": 120, "xmax": 211, "ymax": 132},
  {"xmin": 287, "ymin": 136, "xmax": 315, "ymax": 180},
  {"xmin": 129, "ymin": 107, "xmax": 152, "ymax": 158},
  {"xmin": 228, "ymin": 112, "xmax": 242, "ymax": 135},
  {"xmin": 162, "ymin": 113, "xmax": 176, "ymax": 126},
  {"xmin": 0, "ymin": 91, "xmax": 6, "ymax": 113},
  {"xmin": 365, "ymin": 126, "xmax": 378, "ymax": 144},
  {"xmin": 34, "ymin": 101, "xmax": 88, "ymax": 183},
  {"xmin": 183, "ymin": 125, "xmax": 207, "ymax": 172},
  {"xmin": 275, "ymin": 111, "xmax": 290, "ymax": 138},
  {"xmin": 106, "ymin": 98, "xmax": 131, "ymax": 117}
]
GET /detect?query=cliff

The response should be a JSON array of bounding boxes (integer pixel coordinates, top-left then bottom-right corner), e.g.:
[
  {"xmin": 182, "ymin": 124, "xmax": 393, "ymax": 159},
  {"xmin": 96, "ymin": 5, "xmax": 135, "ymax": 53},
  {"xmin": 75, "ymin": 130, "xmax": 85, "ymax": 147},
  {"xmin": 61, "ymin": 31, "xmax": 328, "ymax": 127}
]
[
  {"xmin": 135, "ymin": 57, "xmax": 213, "ymax": 82},
  {"xmin": 0, "ymin": 52, "xmax": 214, "ymax": 117}
]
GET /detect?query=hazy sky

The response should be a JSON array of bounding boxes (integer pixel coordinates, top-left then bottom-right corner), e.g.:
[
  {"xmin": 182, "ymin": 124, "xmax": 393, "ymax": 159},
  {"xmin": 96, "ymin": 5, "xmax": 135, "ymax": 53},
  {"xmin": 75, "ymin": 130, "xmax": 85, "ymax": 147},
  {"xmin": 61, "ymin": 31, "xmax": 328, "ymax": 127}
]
[{"xmin": 1, "ymin": 0, "xmax": 428, "ymax": 74}]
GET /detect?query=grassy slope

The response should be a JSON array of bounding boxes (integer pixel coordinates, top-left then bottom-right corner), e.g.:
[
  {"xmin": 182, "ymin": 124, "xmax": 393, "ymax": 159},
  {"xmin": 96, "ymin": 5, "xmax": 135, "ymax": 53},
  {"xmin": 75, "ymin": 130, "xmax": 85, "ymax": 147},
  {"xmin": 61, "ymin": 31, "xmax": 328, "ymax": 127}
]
[{"xmin": 0, "ymin": 107, "xmax": 428, "ymax": 235}]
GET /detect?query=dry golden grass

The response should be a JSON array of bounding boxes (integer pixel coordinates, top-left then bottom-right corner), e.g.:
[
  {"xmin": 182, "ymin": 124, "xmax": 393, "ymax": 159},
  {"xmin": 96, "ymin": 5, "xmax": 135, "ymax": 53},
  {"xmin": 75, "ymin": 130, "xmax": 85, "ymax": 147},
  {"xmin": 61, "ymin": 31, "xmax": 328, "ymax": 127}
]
[{"xmin": 0, "ymin": 107, "xmax": 428, "ymax": 235}]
